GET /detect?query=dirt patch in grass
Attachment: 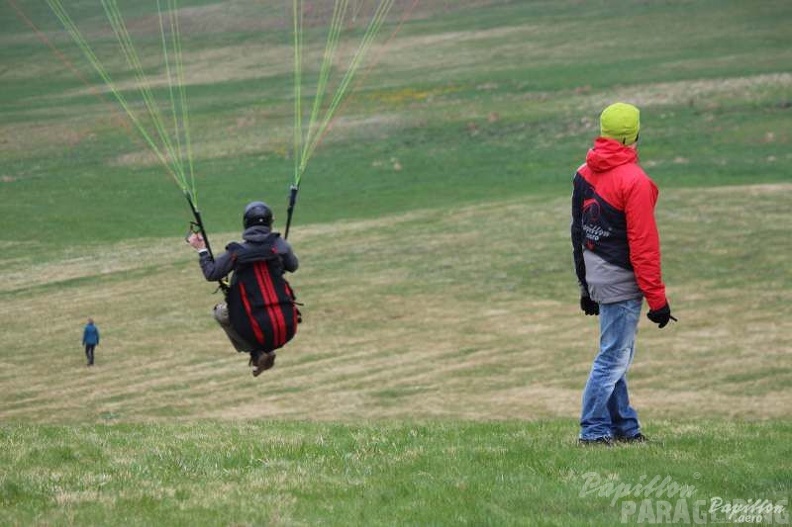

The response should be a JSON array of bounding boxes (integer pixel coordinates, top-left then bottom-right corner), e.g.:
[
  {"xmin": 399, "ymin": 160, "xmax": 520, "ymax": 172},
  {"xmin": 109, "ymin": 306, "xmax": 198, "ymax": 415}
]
[
  {"xmin": 591, "ymin": 73, "xmax": 792, "ymax": 110},
  {"xmin": 0, "ymin": 118, "xmax": 107, "ymax": 157}
]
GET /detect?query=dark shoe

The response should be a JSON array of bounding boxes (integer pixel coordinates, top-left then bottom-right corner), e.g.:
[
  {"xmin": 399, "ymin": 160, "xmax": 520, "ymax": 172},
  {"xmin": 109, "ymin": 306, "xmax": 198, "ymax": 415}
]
[
  {"xmin": 252, "ymin": 351, "xmax": 276, "ymax": 377},
  {"xmin": 616, "ymin": 433, "xmax": 649, "ymax": 443},
  {"xmin": 578, "ymin": 436, "xmax": 613, "ymax": 447}
]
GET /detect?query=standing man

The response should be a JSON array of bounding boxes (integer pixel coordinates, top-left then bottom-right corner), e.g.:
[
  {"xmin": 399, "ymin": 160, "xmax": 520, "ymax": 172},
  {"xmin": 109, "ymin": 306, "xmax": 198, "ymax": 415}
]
[
  {"xmin": 82, "ymin": 317, "xmax": 100, "ymax": 366},
  {"xmin": 571, "ymin": 102, "xmax": 674, "ymax": 445}
]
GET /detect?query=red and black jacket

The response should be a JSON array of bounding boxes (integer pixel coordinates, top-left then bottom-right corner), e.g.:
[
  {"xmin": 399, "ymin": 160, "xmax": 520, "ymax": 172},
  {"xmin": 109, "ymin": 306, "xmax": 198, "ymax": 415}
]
[{"xmin": 571, "ymin": 138, "xmax": 667, "ymax": 310}]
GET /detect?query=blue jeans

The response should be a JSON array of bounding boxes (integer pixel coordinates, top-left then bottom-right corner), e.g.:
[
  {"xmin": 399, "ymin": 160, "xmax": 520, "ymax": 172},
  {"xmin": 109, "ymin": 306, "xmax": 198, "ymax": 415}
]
[{"xmin": 580, "ymin": 298, "xmax": 642, "ymax": 440}]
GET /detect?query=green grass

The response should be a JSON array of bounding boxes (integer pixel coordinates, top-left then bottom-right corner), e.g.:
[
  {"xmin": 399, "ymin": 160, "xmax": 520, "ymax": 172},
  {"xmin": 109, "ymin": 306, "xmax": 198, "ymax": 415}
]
[
  {"xmin": 1, "ymin": 0, "xmax": 791, "ymax": 525},
  {"xmin": 1, "ymin": 421, "xmax": 790, "ymax": 527}
]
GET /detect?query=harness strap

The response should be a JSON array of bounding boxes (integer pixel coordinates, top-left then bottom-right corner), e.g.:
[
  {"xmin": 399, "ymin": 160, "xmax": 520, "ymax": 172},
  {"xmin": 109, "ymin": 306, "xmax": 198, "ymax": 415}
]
[
  {"xmin": 284, "ymin": 184, "xmax": 299, "ymax": 240},
  {"xmin": 185, "ymin": 191, "xmax": 229, "ymax": 294}
]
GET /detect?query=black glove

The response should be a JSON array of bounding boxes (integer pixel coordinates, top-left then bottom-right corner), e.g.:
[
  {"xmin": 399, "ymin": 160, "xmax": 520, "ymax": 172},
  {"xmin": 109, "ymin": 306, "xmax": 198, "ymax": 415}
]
[
  {"xmin": 580, "ymin": 296, "xmax": 599, "ymax": 316},
  {"xmin": 647, "ymin": 303, "xmax": 676, "ymax": 328}
]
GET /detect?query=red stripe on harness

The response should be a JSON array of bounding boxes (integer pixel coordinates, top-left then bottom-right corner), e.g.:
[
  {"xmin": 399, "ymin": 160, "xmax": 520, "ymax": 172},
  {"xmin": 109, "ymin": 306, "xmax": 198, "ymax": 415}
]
[
  {"xmin": 239, "ymin": 281, "xmax": 265, "ymax": 345},
  {"xmin": 253, "ymin": 262, "xmax": 282, "ymax": 347},
  {"xmin": 260, "ymin": 262, "xmax": 287, "ymax": 347}
]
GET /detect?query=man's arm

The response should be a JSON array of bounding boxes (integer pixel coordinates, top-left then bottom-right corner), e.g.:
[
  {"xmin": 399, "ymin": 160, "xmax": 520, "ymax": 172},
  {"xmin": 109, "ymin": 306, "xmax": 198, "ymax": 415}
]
[
  {"xmin": 571, "ymin": 175, "xmax": 589, "ymax": 296},
  {"xmin": 625, "ymin": 175, "xmax": 667, "ymax": 311},
  {"xmin": 275, "ymin": 238, "xmax": 299, "ymax": 273},
  {"xmin": 199, "ymin": 250, "xmax": 234, "ymax": 282},
  {"xmin": 188, "ymin": 233, "xmax": 234, "ymax": 281}
]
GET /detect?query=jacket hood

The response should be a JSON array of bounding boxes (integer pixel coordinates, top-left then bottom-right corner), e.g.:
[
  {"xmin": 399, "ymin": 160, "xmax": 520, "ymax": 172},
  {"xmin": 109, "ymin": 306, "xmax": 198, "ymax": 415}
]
[
  {"xmin": 586, "ymin": 137, "xmax": 639, "ymax": 173},
  {"xmin": 242, "ymin": 225, "xmax": 275, "ymax": 243}
]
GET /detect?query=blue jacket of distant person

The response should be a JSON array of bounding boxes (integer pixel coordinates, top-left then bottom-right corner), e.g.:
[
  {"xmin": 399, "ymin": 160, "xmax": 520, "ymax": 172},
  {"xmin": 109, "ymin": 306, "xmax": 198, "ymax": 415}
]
[{"xmin": 83, "ymin": 323, "xmax": 100, "ymax": 346}]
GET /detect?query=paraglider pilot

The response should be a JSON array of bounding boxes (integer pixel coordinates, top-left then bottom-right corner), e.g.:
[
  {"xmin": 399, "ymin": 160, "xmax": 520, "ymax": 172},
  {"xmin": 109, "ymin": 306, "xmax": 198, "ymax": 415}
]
[{"xmin": 187, "ymin": 201, "xmax": 300, "ymax": 376}]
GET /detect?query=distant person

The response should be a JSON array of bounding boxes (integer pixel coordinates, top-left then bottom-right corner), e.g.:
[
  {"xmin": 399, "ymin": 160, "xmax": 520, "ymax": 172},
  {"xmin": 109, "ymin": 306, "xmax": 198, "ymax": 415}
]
[
  {"xmin": 187, "ymin": 201, "xmax": 301, "ymax": 377},
  {"xmin": 82, "ymin": 317, "xmax": 100, "ymax": 366},
  {"xmin": 570, "ymin": 102, "xmax": 675, "ymax": 446}
]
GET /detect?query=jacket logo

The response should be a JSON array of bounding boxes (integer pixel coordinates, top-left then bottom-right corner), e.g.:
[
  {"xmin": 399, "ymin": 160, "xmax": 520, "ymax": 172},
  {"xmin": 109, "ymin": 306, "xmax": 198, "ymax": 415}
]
[
  {"xmin": 583, "ymin": 198, "xmax": 600, "ymax": 221},
  {"xmin": 582, "ymin": 198, "xmax": 611, "ymax": 249}
]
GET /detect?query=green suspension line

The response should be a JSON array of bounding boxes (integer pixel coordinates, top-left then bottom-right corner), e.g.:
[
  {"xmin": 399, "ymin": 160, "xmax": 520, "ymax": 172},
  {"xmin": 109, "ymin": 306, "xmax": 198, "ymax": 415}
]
[
  {"xmin": 285, "ymin": 0, "xmax": 398, "ymax": 239},
  {"xmin": 45, "ymin": 0, "xmax": 197, "ymax": 204},
  {"xmin": 40, "ymin": 0, "xmax": 408, "ymax": 243}
]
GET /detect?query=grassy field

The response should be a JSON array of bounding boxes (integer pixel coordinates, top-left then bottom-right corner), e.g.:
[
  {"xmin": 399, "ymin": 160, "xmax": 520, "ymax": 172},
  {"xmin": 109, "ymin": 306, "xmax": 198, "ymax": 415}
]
[
  {"xmin": 2, "ymin": 421, "xmax": 790, "ymax": 526},
  {"xmin": 1, "ymin": 0, "xmax": 791, "ymax": 525}
]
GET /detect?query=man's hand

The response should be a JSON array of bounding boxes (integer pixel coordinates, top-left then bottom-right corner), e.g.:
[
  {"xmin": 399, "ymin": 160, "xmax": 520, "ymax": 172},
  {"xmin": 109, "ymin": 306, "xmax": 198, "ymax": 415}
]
[
  {"xmin": 187, "ymin": 232, "xmax": 206, "ymax": 251},
  {"xmin": 580, "ymin": 296, "xmax": 599, "ymax": 316},
  {"xmin": 647, "ymin": 303, "xmax": 676, "ymax": 328}
]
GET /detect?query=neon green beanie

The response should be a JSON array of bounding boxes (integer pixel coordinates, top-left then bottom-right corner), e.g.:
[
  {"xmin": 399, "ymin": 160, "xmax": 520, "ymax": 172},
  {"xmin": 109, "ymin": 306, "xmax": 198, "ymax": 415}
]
[{"xmin": 600, "ymin": 102, "xmax": 640, "ymax": 145}]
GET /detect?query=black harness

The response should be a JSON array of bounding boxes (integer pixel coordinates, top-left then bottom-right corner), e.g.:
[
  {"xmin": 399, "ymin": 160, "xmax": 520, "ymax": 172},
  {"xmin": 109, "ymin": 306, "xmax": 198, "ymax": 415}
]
[{"xmin": 224, "ymin": 234, "xmax": 300, "ymax": 353}]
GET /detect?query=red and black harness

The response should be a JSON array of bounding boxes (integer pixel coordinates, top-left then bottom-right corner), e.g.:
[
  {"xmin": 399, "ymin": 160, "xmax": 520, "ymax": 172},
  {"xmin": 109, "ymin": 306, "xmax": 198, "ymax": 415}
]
[{"xmin": 225, "ymin": 235, "xmax": 300, "ymax": 353}]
